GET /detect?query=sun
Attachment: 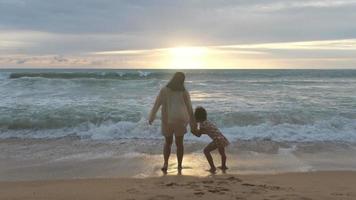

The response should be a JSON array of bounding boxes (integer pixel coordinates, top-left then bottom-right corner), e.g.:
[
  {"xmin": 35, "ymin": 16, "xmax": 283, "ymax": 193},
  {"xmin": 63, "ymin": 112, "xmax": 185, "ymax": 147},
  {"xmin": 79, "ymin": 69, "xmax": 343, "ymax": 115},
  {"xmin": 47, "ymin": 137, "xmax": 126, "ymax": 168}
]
[{"xmin": 168, "ymin": 47, "xmax": 208, "ymax": 69}]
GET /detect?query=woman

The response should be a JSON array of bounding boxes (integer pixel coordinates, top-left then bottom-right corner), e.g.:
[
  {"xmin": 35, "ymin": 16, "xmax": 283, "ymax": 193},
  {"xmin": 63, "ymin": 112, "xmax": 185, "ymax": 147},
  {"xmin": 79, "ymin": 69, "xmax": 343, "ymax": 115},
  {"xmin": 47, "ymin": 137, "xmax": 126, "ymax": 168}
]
[{"xmin": 148, "ymin": 72, "xmax": 196, "ymax": 173}]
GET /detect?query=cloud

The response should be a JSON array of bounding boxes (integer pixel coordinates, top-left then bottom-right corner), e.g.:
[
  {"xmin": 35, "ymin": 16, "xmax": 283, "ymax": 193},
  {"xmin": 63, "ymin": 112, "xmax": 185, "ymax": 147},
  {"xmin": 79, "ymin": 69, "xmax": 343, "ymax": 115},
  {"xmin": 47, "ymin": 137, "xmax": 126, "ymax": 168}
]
[
  {"xmin": 221, "ymin": 39, "xmax": 356, "ymax": 50},
  {"xmin": 1, "ymin": 1, "xmax": 356, "ymax": 39},
  {"xmin": 2, "ymin": 39, "xmax": 356, "ymax": 69},
  {"xmin": 252, "ymin": 0, "xmax": 356, "ymax": 11},
  {"xmin": 91, "ymin": 39, "xmax": 356, "ymax": 56},
  {"xmin": 0, "ymin": 0, "xmax": 356, "ymax": 68}
]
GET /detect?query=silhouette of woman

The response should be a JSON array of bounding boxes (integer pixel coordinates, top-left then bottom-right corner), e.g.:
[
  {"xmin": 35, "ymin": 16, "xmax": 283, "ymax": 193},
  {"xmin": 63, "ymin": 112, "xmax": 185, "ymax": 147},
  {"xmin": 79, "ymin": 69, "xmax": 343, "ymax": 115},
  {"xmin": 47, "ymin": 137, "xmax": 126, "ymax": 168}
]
[{"xmin": 149, "ymin": 72, "xmax": 196, "ymax": 173}]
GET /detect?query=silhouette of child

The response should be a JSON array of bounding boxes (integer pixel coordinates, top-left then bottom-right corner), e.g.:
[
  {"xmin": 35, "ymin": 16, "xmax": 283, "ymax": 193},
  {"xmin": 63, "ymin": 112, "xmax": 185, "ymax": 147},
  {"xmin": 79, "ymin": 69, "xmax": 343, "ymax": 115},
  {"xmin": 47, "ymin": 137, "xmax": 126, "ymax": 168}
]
[{"xmin": 192, "ymin": 106, "xmax": 229, "ymax": 173}]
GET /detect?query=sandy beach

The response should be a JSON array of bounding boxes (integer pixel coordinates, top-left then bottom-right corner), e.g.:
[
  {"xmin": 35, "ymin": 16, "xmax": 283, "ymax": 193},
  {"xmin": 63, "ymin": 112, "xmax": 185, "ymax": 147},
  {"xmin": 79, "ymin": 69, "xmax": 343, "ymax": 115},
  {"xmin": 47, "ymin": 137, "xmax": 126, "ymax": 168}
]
[{"xmin": 1, "ymin": 171, "xmax": 355, "ymax": 200}]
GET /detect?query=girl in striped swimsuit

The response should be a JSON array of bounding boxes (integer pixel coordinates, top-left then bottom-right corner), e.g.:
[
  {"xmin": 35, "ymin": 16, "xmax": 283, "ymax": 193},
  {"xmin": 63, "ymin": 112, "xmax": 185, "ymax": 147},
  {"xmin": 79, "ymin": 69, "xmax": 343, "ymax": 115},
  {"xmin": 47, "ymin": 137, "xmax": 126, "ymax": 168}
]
[{"xmin": 192, "ymin": 106, "xmax": 229, "ymax": 173}]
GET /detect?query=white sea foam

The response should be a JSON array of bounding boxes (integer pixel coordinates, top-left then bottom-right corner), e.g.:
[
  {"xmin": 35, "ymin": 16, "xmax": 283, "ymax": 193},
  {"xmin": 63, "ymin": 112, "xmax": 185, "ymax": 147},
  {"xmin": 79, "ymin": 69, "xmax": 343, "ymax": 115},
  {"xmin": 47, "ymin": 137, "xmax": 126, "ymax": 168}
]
[
  {"xmin": 222, "ymin": 116, "xmax": 356, "ymax": 142},
  {"xmin": 138, "ymin": 70, "xmax": 151, "ymax": 77},
  {"xmin": 0, "ymin": 116, "xmax": 355, "ymax": 143}
]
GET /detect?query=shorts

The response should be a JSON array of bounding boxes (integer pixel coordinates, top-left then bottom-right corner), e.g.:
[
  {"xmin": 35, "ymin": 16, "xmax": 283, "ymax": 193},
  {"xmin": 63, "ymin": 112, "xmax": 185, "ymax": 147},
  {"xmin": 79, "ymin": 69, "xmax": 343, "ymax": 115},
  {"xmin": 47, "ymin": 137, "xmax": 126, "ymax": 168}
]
[{"xmin": 162, "ymin": 123, "xmax": 188, "ymax": 137}]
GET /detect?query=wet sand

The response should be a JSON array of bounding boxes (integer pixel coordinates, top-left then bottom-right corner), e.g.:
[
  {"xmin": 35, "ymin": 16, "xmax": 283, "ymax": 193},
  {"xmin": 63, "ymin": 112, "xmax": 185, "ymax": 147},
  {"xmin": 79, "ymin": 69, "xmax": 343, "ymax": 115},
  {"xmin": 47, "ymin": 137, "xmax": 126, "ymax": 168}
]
[
  {"xmin": 2, "ymin": 138, "xmax": 356, "ymax": 181},
  {"xmin": 1, "ymin": 138, "xmax": 356, "ymax": 200},
  {"xmin": 0, "ymin": 171, "xmax": 355, "ymax": 200}
]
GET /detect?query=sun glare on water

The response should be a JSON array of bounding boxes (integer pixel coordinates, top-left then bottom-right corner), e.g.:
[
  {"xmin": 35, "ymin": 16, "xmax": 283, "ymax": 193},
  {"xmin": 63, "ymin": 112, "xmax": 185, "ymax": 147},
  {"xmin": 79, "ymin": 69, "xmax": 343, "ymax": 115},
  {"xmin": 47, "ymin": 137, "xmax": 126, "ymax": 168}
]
[{"xmin": 168, "ymin": 47, "xmax": 208, "ymax": 69}]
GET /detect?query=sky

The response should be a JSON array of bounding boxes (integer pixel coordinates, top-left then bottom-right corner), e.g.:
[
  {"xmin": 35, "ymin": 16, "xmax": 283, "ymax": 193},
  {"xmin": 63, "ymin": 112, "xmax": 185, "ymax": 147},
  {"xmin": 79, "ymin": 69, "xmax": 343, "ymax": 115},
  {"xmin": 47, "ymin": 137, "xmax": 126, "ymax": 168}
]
[{"xmin": 0, "ymin": 0, "xmax": 356, "ymax": 69}]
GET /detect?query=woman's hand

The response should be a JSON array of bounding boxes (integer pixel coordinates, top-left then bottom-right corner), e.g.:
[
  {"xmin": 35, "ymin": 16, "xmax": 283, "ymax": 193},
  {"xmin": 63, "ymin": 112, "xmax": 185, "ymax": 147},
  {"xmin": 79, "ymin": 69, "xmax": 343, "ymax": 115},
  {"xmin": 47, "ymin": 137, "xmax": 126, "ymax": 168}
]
[{"xmin": 148, "ymin": 118, "xmax": 154, "ymax": 125}]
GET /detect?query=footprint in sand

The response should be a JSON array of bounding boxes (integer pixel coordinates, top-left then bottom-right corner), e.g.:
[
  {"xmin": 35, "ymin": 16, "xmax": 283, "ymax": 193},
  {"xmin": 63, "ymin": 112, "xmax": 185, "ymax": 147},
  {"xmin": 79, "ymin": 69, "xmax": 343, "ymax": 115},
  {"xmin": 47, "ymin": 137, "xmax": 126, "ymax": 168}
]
[
  {"xmin": 207, "ymin": 187, "xmax": 230, "ymax": 195},
  {"xmin": 165, "ymin": 182, "xmax": 179, "ymax": 187},
  {"xmin": 273, "ymin": 194, "xmax": 313, "ymax": 200},
  {"xmin": 331, "ymin": 192, "xmax": 351, "ymax": 197},
  {"xmin": 194, "ymin": 191, "xmax": 205, "ymax": 196},
  {"xmin": 186, "ymin": 182, "xmax": 199, "ymax": 188},
  {"xmin": 258, "ymin": 184, "xmax": 281, "ymax": 191},
  {"xmin": 242, "ymin": 183, "xmax": 282, "ymax": 192},
  {"xmin": 202, "ymin": 180, "xmax": 214, "ymax": 184},
  {"xmin": 219, "ymin": 187, "xmax": 230, "ymax": 192},
  {"xmin": 242, "ymin": 183, "xmax": 255, "ymax": 187},
  {"xmin": 126, "ymin": 188, "xmax": 140, "ymax": 193},
  {"xmin": 300, "ymin": 197, "xmax": 313, "ymax": 200},
  {"xmin": 187, "ymin": 181, "xmax": 197, "ymax": 185},
  {"xmin": 217, "ymin": 180, "xmax": 228, "ymax": 185},
  {"xmin": 290, "ymin": 196, "xmax": 312, "ymax": 200},
  {"xmin": 147, "ymin": 194, "xmax": 174, "ymax": 200},
  {"xmin": 227, "ymin": 176, "xmax": 242, "ymax": 182},
  {"xmin": 208, "ymin": 189, "xmax": 220, "ymax": 193}
]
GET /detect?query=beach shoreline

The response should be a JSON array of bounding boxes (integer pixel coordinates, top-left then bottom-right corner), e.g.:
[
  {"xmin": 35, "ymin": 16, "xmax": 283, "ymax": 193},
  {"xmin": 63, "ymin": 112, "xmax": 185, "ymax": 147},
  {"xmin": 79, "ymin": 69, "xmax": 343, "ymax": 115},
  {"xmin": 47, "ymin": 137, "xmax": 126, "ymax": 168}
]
[
  {"xmin": 2, "ymin": 138, "xmax": 356, "ymax": 182},
  {"xmin": 1, "ymin": 171, "xmax": 355, "ymax": 200}
]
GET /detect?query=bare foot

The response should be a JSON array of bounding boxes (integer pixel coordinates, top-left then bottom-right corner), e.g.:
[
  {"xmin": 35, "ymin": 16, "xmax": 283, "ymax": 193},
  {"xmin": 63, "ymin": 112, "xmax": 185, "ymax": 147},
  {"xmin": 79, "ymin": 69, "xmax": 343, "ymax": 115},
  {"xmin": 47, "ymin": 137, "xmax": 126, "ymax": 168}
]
[
  {"xmin": 161, "ymin": 164, "xmax": 168, "ymax": 173},
  {"xmin": 218, "ymin": 166, "xmax": 229, "ymax": 170},
  {"xmin": 177, "ymin": 165, "xmax": 183, "ymax": 175},
  {"xmin": 208, "ymin": 167, "xmax": 217, "ymax": 174}
]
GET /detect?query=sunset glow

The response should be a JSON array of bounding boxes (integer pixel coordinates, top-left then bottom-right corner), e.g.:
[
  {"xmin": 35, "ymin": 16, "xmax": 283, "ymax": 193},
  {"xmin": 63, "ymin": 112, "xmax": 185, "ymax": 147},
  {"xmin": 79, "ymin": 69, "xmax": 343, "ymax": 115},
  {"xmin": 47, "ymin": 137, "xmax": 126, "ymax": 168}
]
[{"xmin": 168, "ymin": 47, "xmax": 209, "ymax": 69}]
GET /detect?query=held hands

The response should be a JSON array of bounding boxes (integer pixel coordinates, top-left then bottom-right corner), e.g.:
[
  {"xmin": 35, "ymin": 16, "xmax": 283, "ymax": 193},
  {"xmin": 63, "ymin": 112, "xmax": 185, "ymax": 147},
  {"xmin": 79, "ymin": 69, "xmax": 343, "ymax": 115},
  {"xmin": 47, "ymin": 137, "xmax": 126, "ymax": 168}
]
[
  {"xmin": 190, "ymin": 122, "xmax": 201, "ymax": 137},
  {"xmin": 191, "ymin": 128, "xmax": 201, "ymax": 137}
]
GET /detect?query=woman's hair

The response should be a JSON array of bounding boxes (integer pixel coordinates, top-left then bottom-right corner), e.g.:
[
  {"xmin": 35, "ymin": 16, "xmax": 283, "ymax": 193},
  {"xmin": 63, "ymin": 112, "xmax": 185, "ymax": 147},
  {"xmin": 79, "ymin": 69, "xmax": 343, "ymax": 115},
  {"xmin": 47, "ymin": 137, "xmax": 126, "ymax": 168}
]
[
  {"xmin": 194, "ymin": 106, "xmax": 207, "ymax": 121},
  {"xmin": 166, "ymin": 72, "xmax": 186, "ymax": 91}
]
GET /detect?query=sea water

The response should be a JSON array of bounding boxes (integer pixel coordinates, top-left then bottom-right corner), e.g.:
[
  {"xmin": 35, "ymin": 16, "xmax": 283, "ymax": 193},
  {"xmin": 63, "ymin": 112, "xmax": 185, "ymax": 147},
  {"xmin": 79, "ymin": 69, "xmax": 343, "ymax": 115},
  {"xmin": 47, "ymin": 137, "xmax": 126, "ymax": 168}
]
[{"xmin": 0, "ymin": 69, "xmax": 356, "ymax": 180}]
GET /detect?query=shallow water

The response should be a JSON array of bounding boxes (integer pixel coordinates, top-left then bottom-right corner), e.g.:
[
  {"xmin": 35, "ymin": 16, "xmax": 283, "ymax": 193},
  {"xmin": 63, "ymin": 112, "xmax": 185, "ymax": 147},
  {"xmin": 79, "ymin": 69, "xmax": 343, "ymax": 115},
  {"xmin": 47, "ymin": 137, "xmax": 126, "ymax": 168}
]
[{"xmin": 1, "ymin": 138, "xmax": 356, "ymax": 181}]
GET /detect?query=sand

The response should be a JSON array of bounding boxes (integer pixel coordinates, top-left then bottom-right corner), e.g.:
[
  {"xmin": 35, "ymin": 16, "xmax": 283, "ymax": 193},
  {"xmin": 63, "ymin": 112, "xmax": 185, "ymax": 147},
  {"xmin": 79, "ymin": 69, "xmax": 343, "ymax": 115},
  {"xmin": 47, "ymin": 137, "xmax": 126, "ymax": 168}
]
[{"xmin": 0, "ymin": 171, "xmax": 355, "ymax": 200}]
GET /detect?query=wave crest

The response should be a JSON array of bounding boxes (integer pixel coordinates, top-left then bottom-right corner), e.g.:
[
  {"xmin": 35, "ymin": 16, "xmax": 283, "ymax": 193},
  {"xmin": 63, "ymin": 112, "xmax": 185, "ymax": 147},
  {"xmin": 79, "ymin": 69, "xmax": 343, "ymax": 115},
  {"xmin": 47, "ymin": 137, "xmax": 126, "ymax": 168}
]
[
  {"xmin": 8, "ymin": 71, "xmax": 160, "ymax": 80},
  {"xmin": 1, "ymin": 116, "xmax": 356, "ymax": 142}
]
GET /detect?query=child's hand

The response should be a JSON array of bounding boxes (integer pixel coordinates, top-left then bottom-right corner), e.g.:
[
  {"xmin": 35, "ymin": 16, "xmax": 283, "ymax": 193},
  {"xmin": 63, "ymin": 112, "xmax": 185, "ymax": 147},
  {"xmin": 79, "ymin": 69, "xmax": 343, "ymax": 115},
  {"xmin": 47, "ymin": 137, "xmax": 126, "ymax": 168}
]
[{"xmin": 191, "ymin": 129, "xmax": 201, "ymax": 137}]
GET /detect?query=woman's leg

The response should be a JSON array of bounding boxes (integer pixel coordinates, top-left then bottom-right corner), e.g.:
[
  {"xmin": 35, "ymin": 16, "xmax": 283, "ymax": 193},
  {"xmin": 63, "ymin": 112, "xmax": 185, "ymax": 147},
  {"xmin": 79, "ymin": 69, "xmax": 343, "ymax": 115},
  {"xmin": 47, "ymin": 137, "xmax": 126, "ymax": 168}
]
[
  {"xmin": 218, "ymin": 147, "xmax": 227, "ymax": 170},
  {"xmin": 204, "ymin": 142, "xmax": 218, "ymax": 172},
  {"xmin": 163, "ymin": 136, "xmax": 173, "ymax": 171},
  {"xmin": 175, "ymin": 135, "xmax": 184, "ymax": 170}
]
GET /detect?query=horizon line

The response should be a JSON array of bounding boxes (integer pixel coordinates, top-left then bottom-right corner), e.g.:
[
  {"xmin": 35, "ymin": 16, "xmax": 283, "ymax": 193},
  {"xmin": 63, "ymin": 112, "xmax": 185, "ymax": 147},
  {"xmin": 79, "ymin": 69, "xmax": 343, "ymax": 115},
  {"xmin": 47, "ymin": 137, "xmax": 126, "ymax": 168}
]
[{"xmin": 1, "ymin": 67, "xmax": 356, "ymax": 70}]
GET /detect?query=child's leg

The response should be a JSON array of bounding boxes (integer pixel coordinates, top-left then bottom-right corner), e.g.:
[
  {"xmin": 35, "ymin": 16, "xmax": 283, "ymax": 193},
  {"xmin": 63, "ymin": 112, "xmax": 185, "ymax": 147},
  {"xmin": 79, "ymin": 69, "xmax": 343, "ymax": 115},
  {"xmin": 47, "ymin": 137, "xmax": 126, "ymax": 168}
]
[
  {"xmin": 204, "ymin": 142, "xmax": 218, "ymax": 172},
  {"xmin": 218, "ymin": 147, "xmax": 228, "ymax": 169}
]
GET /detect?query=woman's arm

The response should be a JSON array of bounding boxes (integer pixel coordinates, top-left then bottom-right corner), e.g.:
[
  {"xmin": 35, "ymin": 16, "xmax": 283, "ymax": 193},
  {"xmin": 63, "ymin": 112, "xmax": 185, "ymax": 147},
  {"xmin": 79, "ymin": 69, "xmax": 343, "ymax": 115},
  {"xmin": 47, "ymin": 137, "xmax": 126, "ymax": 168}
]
[
  {"xmin": 148, "ymin": 89, "xmax": 163, "ymax": 125},
  {"xmin": 183, "ymin": 90, "xmax": 197, "ymax": 131}
]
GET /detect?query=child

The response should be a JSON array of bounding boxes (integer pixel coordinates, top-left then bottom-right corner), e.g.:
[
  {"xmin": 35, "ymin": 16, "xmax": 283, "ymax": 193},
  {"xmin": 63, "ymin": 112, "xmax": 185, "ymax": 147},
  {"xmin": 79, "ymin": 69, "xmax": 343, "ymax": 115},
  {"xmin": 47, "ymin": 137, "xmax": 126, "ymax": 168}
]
[{"xmin": 192, "ymin": 106, "xmax": 229, "ymax": 173}]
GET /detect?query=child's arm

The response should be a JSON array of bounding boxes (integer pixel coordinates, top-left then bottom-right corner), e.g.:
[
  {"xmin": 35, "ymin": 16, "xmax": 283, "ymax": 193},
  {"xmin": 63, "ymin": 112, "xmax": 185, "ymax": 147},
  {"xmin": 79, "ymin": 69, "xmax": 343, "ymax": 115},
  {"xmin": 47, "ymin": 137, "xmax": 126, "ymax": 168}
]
[
  {"xmin": 191, "ymin": 128, "xmax": 202, "ymax": 137},
  {"xmin": 183, "ymin": 91, "xmax": 197, "ymax": 132}
]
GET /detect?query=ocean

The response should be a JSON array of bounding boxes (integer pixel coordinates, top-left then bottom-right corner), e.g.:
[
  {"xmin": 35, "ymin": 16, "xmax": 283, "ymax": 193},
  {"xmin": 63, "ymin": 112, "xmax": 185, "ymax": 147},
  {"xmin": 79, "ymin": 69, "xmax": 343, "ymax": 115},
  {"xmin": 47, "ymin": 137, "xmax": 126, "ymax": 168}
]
[{"xmin": 0, "ymin": 69, "xmax": 356, "ymax": 180}]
